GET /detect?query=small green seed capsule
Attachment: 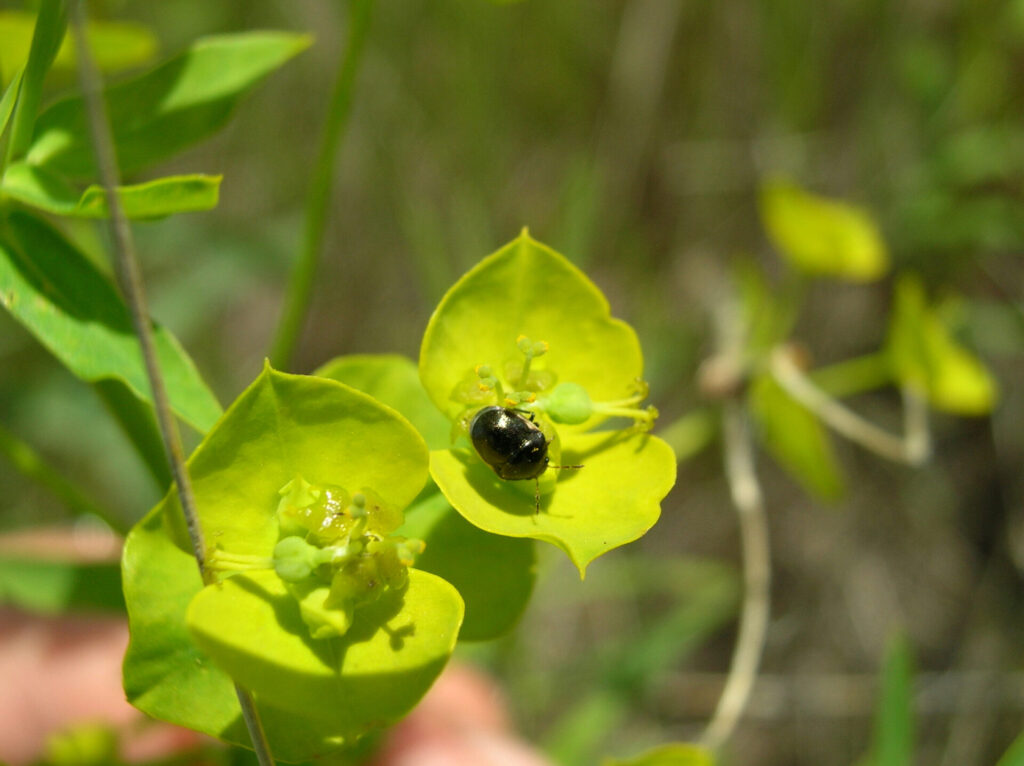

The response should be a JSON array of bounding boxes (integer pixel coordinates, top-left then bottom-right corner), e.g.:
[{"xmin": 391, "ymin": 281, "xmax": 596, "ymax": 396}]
[{"xmin": 543, "ymin": 382, "xmax": 593, "ymax": 425}]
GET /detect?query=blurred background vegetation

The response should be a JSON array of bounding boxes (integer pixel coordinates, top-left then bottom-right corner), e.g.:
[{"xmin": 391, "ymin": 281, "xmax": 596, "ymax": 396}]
[{"xmin": 2, "ymin": 1, "xmax": 1024, "ymax": 764}]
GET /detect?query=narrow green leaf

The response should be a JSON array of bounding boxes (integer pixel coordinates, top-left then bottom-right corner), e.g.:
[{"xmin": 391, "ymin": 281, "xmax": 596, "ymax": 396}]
[
  {"xmin": 871, "ymin": 633, "xmax": 914, "ymax": 766},
  {"xmin": 0, "ymin": 554, "xmax": 124, "ymax": 614},
  {"xmin": 27, "ymin": 31, "xmax": 311, "ymax": 178},
  {"xmin": 749, "ymin": 374, "xmax": 844, "ymax": 501},
  {"xmin": 760, "ymin": 179, "xmax": 889, "ymax": 282},
  {"xmin": 1, "ymin": 163, "xmax": 221, "ymax": 219},
  {"xmin": 399, "ymin": 491, "xmax": 535, "ymax": 641},
  {"xmin": 0, "ymin": 212, "xmax": 222, "ymax": 432},
  {"xmin": 887, "ymin": 274, "xmax": 997, "ymax": 415},
  {"xmin": 5, "ymin": 0, "xmax": 67, "ymax": 162},
  {"xmin": 0, "ymin": 10, "xmax": 157, "ymax": 79},
  {"xmin": 0, "ymin": 68, "xmax": 23, "ymax": 140},
  {"xmin": 602, "ymin": 743, "xmax": 715, "ymax": 766}
]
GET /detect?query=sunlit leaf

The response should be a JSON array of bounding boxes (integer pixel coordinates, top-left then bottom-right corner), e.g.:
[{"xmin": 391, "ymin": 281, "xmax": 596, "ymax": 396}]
[
  {"xmin": 760, "ymin": 179, "xmax": 889, "ymax": 281},
  {"xmin": 2, "ymin": 163, "xmax": 220, "ymax": 219},
  {"xmin": 27, "ymin": 31, "xmax": 310, "ymax": 178},
  {"xmin": 887, "ymin": 274, "xmax": 997, "ymax": 415},
  {"xmin": 0, "ymin": 10, "xmax": 157, "ymax": 78}
]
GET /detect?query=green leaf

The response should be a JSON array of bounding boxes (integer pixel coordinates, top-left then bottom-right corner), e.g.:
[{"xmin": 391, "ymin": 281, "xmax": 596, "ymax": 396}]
[
  {"xmin": 0, "ymin": 212, "xmax": 222, "ymax": 432},
  {"xmin": 749, "ymin": 374, "xmax": 844, "ymax": 501},
  {"xmin": 0, "ymin": 10, "xmax": 157, "ymax": 79},
  {"xmin": 315, "ymin": 354, "xmax": 451, "ymax": 451},
  {"xmin": 602, "ymin": 743, "xmax": 715, "ymax": 766},
  {"xmin": 93, "ymin": 379, "xmax": 172, "ymax": 491},
  {"xmin": 1, "ymin": 163, "xmax": 221, "ymax": 219},
  {"xmin": 420, "ymin": 232, "xmax": 676, "ymax": 575},
  {"xmin": 0, "ymin": 554, "xmax": 124, "ymax": 613},
  {"xmin": 123, "ymin": 366, "xmax": 461, "ymax": 760},
  {"xmin": 760, "ymin": 179, "xmax": 889, "ymax": 282},
  {"xmin": 419, "ymin": 231, "xmax": 644, "ymax": 422},
  {"xmin": 5, "ymin": 0, "xmax": 67, "ymax": 162},
  {"xmin": 399, "ymin": 491, "xmax": 535, "ymax": 641},
  {"xmin": 187, "ymin": 568, "xmax": 462, "ymax": 731},
  {"xmin": 27, "ymin": 31, "xmax": 311, "ymax": 178},
  {"xmin": 997, "ymin": 732, "xmax": 1024, "ymax": 766},
  {"xmin": 430, "ymin": 431, "xmax": 676, "ymax": 577},
  {"xmin": 0, "ymin": 68, "xmax": 23, "ymax": 140},
  {"xmin": 871, "ymin": 633, "xmax": 914, "ymax": 766},
  {"xmin": 886, "ymin": 274, "xmax": 997, "ymax": 415}
]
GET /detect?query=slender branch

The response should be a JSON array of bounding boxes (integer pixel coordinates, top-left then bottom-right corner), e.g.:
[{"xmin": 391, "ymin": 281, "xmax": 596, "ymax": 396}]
[
  {"xmin": 69, "ymin": 4, "xmax": 275, "ymax": 764},
  {"xmin": 0, "ymin": 420, "xmax": 125, "ymax": 533},
  {"xmin": 269, "ymin": 0, "xmax": 374, "ymax": 369},
  {"xmin": 770, "ymin": 348, "xmax": 931, "ymax": 465},
  {"xmin": 700, "ymin": 400, "xmax": 771, "ymax": 752}
]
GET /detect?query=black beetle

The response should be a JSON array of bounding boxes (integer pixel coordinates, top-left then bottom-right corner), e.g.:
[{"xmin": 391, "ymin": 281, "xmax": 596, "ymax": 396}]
[
  {"xmin": 469, "ymin": 406, "xmax": 582, "ymax": 513},
  {"xmin": 470, "ymin": 406, "xmax": 549, "ymax": 481}
]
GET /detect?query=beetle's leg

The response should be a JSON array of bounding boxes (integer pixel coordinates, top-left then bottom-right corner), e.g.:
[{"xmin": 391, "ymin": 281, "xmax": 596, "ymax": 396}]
[{"xmin": 534, "ymin": 478, "xmax": 540, "ymax": 514}]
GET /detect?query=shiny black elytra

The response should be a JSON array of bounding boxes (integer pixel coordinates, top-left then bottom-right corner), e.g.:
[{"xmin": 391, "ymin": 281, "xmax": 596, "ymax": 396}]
[{"xmin": 470, "ymin": 406, "xmax": 549, "ymax": 481}]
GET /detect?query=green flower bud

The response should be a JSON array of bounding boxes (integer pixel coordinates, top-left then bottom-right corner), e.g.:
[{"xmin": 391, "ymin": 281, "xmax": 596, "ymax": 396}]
[{"xmin": 543, "ymin": 382, "xmax": 593, "ymax": 425}]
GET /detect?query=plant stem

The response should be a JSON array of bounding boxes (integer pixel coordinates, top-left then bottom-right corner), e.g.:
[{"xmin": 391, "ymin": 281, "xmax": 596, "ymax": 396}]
[
  {"xmin": 700, "ymin": 400, "xmax": 771, "ymax": 752},
  {"xmin": 0, "ymin": 420, "xmax": 125, "ymax": 533},
  {"xmin": 770, "ymin": 348, "xmax": 930, "ymax": 465},
  {"xmin": 269, "ymin": 0, "xmax": 374, "ymax": 370},
  {"xmin": 69, "ymin": 4, "xmax": 274, "ymax": 764}
]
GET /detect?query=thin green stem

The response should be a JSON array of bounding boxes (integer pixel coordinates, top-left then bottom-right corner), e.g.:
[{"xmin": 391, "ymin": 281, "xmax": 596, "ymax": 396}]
[
  {"xmin": 0, "ymin": 420, "xmax": 125, "ymax": 534},
  {"xmin": 269, "ymin": 0, "xmax": 374, "ymax": 369},
  {"xmin": 69, "ymin": 4, "xmax": 274, "ymax": 763}
]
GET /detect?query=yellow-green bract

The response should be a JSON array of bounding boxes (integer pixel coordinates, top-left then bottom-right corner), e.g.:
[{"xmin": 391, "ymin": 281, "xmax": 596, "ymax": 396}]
[
  {"xmin": 419, "ymin": 232, "xmax": 677, "ymax": 577},
  {"xmin": 121, "ymin": 364, "xmax": 463, "ymax": 762}
]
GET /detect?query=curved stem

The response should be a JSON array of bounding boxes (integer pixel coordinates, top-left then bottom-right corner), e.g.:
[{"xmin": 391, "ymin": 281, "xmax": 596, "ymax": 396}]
[
  {"xmin": 700, "ymin": 400, "xmax": 771, "ymax": 752},
  {"xmin": 770, "ymin": 348, "xmax": 930, "ymax": 465},
  {"xmin": 69, "ymin": 4, "xmax": 274, "ymax": 763},
  {"xmin": 269, "ymin": 0, "xmax": 374, "ymax": 369}
]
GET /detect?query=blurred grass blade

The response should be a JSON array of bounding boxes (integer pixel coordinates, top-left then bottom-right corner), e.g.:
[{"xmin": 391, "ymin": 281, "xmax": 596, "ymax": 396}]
[
  {"xmin": 872, "ymin": 633, "xmax": 915, "ymax": 766},
  {"xmin": 0, "ymin": 420, "xmax": 122, "ymax": 531},
  {"xmin": 0, "ymin": 10, "xmax": 157, "ymax": 79},
  {"xmin": 93, "ymin": 379, "xmax": 173, "ymax": 491},
  {"xmin": 4, "ymin": 0, "xmax": 67, "ymax": 164},
  {"xmin": 0, "ymin": 554, "xmax": 124, "ymax": 614},
  {"xmin": 656, "ymin": 408, "xmax": 717, "ymax": 464},
  {"xmin": 760, "ymin": 179, "xmax": 889, "ymax": 282},
  {"xmin": 0, "ymin": 68, "xmax": 24, "ymax": 139},
  {"xmin": 0, "ymin": 211, "xmax": 222, "ymax": 432},
  {"xmin": 27, "ymin": 31, "xmax": 311, "ymax": 178},
  {"xmin": 2, "ymin": 162, "xmax": 221, "ymax": 219},
  {"xmin": 997, "ymin": 732, "xmax": 1024, "ymax": 766}
]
